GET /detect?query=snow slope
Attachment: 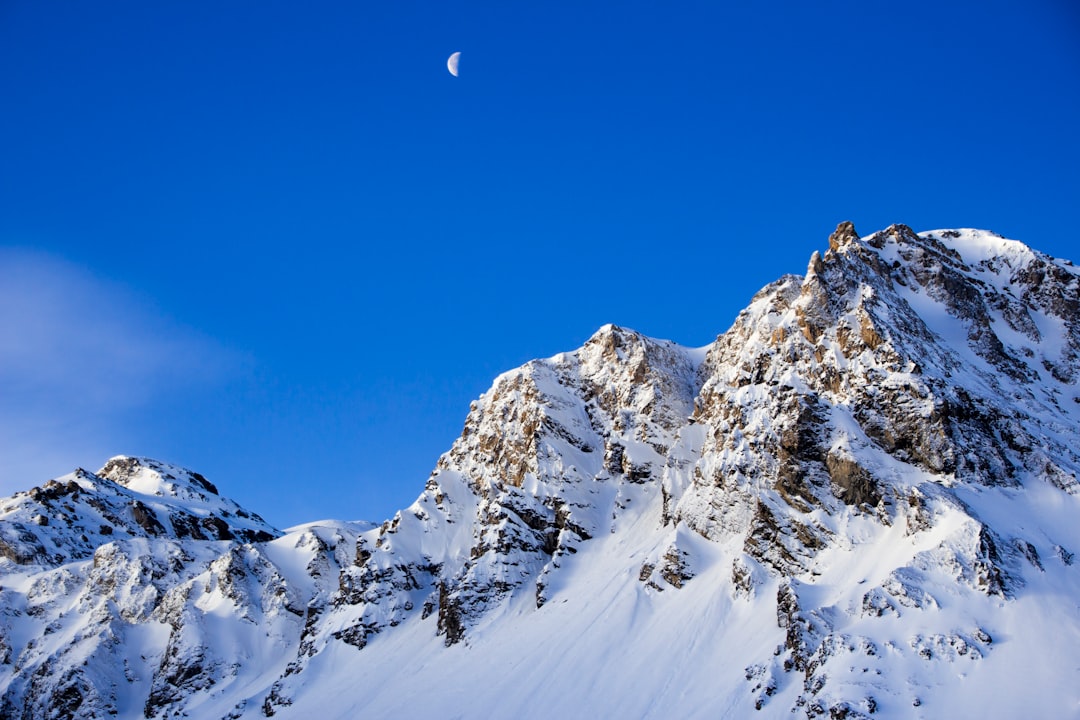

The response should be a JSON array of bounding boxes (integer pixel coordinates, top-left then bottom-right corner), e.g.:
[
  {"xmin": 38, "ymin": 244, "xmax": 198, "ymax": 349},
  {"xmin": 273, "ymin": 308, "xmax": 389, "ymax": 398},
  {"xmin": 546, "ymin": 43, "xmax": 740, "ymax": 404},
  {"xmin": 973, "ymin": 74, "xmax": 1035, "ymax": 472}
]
[{"xmin": 2, "ymin": 223, "xmax": 1078, "ymax": 719}]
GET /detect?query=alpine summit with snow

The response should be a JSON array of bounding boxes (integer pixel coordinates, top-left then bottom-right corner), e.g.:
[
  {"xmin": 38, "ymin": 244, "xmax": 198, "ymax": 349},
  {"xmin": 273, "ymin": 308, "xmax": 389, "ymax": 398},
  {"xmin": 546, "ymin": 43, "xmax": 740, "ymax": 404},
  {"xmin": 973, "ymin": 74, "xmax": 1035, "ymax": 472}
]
[{"xmin": 2, "ymin": 223, "xmax": 1079, "ymax": 719}]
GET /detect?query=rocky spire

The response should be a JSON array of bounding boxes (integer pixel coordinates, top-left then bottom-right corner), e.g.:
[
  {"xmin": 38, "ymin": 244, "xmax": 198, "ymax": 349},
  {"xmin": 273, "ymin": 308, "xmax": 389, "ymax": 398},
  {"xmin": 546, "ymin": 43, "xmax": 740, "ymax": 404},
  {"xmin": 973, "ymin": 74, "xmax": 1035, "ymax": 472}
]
[{"xmin": 827, "ymin": 220, "xmax": 859, "ymax": 250}]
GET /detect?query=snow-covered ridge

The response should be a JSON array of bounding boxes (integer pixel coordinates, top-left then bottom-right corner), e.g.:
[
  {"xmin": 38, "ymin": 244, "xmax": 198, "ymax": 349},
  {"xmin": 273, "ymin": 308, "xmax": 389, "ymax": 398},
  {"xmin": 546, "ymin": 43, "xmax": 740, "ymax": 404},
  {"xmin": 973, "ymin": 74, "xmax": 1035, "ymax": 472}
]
[
  {"xmin": 2, "ymin": 224, "xmax": 1079, "ymax": 719},
  {"xmin": 0, "ymin": 456, "xmax": 279, "ymax": 569}
]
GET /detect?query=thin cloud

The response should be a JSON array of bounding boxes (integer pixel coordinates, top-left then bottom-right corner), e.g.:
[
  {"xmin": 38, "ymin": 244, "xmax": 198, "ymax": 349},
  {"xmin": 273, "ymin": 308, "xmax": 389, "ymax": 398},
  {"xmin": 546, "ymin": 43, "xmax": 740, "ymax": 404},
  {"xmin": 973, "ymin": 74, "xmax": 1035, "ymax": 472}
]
[{"xmin": 0, "ymin": 248, "xmax": 241, "ymax": 490}]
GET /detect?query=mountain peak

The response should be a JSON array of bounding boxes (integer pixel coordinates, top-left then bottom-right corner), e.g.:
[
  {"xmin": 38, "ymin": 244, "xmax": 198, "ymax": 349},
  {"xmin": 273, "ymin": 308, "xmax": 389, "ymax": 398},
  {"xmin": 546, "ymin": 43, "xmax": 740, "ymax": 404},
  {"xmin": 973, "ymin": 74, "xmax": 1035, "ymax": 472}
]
[
  {"xmin": 99, "ymin": 455, "xmax": 220, "ymax": 499},
  {"xmin": 2, "ymin": 224, "xmax": 1078, "ymax": 719},
  {"xmin": 0, "ymin": 458, "xmax": 280, "ymax": 572}
]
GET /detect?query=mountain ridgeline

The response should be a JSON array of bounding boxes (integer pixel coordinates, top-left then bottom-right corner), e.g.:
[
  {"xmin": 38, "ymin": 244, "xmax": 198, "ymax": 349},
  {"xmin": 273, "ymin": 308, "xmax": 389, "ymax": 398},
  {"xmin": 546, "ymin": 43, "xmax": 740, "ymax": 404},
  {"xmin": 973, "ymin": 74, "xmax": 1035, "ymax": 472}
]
[{"xmin": 2, "ymin": 224, "xmax": 1079, "ymax": 719}]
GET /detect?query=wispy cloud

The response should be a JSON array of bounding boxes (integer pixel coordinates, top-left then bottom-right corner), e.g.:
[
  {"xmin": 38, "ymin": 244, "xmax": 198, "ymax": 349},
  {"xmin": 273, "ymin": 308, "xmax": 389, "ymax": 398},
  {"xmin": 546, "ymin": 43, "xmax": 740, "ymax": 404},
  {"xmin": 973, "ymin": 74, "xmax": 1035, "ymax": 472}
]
[{"xmin": 0, "ymin": 248, "xmax": 240, "ymax": 491}]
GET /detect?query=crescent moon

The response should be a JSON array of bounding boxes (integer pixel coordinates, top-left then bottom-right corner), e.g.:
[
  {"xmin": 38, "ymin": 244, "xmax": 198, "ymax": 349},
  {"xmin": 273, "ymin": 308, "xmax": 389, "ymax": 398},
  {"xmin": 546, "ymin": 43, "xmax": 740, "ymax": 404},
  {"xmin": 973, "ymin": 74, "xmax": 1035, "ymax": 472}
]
[{"xmin": 447, "ymin": 51, "xmax": 460, "ymax": 77}]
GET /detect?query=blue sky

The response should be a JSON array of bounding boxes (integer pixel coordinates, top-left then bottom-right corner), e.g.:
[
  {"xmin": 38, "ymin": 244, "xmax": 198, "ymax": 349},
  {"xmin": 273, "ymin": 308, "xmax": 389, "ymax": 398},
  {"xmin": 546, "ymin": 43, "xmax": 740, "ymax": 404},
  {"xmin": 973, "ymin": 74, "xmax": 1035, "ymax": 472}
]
[{"xmin": 2, "ymin": 1, "xmax": 1078, "ymax": 528}]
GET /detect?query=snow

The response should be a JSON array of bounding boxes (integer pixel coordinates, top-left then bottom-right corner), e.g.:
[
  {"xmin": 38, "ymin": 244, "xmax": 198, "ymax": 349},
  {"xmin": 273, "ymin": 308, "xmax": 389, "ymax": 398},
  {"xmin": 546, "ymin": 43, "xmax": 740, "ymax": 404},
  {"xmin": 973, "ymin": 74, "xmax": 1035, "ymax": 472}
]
[{"xmin": 923, "ymin": 228, "xmax": 1033, "ymax": 268}]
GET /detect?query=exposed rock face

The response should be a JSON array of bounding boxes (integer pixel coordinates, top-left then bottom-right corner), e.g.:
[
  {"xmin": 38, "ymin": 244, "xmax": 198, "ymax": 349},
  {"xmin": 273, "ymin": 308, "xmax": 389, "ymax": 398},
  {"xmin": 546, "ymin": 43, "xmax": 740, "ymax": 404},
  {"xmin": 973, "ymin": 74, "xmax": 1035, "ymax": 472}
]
[{"xmin": 2, "ymin": 225, "xmax": 1079, "ymax": 718}]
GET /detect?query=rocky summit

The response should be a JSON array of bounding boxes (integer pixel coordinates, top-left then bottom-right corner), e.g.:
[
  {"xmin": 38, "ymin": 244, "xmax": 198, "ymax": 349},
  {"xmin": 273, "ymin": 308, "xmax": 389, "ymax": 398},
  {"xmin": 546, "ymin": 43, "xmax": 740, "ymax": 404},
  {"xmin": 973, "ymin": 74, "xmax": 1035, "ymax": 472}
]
[{"xmin": 2, "ymin": 224, "xmax": 1079, "ymax": 719}]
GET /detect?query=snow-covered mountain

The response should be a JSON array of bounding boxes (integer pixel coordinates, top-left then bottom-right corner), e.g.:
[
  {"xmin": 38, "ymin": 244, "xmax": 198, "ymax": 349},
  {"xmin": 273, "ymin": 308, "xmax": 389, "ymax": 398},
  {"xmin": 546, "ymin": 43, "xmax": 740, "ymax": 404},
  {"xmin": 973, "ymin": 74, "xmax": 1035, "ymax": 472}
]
[{"xmin": 2, "ymin": 223, "xmax": 1079, "ymax": 719}]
